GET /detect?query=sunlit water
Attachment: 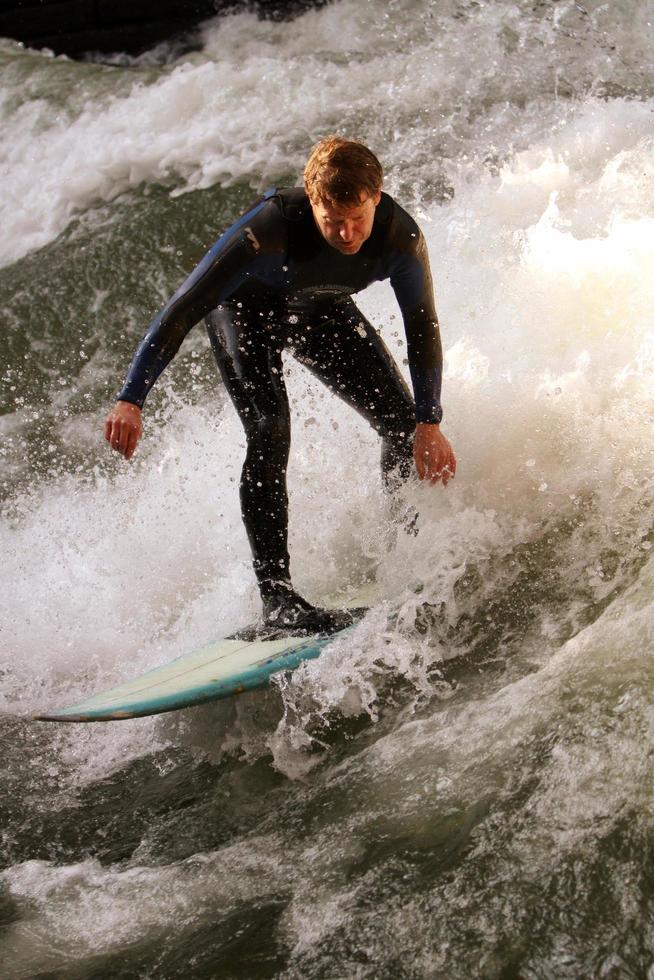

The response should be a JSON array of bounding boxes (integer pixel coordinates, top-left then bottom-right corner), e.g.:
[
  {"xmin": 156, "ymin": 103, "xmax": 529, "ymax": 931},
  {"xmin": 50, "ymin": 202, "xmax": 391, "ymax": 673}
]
[{"xmin": 2, "ymin": 1, "xmax": 654, "ymax": 976}]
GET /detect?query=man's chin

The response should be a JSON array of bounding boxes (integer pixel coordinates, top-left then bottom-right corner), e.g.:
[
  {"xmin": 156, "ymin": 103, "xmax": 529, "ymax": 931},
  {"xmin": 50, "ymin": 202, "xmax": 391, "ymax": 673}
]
[{"xmin": 334, "ymin": 242, "xmax": 362, "ymax": 254}]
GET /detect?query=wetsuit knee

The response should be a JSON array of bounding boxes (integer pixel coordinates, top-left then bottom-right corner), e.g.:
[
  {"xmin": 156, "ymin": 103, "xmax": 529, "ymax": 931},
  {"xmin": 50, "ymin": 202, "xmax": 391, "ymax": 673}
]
[
  {"xmin": 242, "ymin": 410, "xmax": 291, "ymax": 467},
  {"xmin": 378, "ymin": 401, "xmax": 414, "ymax": 487},
  {"xmin": 239, "ymin": 408, "xmax": 292, "ymax": 587},
  {"xmin": 381, "ymin": 431, "xmax": 413, "ymax": 487}
]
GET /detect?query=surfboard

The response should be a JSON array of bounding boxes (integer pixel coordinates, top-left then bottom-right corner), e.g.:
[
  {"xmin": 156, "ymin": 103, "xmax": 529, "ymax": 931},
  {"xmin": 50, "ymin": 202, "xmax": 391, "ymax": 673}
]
[{"xmin": 33, "ymin": 625, "xmax": 354, "ymax": 723}]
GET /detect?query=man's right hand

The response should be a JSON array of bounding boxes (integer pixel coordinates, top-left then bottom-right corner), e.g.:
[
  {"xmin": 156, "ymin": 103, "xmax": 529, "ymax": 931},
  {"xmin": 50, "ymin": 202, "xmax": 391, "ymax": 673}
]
[{"xmin": 104, "ymin": 401, "xmax": 143, "ymax": 460}]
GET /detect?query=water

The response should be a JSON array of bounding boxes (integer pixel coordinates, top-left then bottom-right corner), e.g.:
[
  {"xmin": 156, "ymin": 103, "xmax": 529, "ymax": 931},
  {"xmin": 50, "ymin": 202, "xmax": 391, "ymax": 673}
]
[{"xmin": 1, "ymin": 1, "xmax": 654, "ymax": 975}]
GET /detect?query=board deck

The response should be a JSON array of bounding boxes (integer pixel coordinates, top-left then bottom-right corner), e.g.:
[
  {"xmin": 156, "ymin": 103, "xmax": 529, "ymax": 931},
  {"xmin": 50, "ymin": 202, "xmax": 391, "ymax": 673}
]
[{"xmin": 34, "ymin": 627, "xmax": 352, "ymax": 723}]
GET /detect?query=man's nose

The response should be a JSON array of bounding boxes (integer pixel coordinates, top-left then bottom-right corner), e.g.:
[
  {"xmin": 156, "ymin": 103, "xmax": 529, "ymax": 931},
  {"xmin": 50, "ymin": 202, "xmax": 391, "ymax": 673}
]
[{"xmin": 339, "ymin": 222, "xmax": 355, "ymax": 241}]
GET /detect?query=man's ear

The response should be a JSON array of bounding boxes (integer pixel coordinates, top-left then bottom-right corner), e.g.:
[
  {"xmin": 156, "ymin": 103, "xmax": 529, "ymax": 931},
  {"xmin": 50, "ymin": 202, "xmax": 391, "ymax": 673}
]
[{"xmin": 373, "ymin": 189, "xmax": 382, "ymax": 206}]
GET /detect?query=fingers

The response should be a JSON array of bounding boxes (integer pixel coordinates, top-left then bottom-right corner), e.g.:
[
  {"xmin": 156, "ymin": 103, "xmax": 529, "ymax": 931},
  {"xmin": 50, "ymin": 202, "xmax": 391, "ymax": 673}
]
[
  {"xmin": 125, "ymin": 426, "xmax": 140, "ymax": 460},
  {"xmin": 435, "ymin": 462, "xmax": 453, "ymax": 486},
  {"xmin": 433, "ymin": 447, "xmax": 457, "ymax": 486},
  {"xmin": 415, "ymin": 442, "xmax": 457, "ymax": 485},
  {"xmin": 105, "ymin": 418, "xmax": 126, "ymax": 457},
  {"xmin": 413, "ymin": 425, "xmax": 457, "ymax": 487},
  {"xmin": 418, "ymin": 452, "xmax": 445, "ymax": 484},
  {"xmin": 104, "ymin": 414, "xmax": 141, "ymax": 459},
  {"xmin": 429, "ymin": 458, "xmax": 452, "ymax": 485}
]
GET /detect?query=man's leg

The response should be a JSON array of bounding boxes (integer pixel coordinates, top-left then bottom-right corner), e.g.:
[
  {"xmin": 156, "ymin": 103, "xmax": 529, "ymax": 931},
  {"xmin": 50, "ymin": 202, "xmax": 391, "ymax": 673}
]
[
  {"xmin": 206, "ymin": 304, "xmax": 354, "ymax": 632},
  {"xmin": 293, "ymin": 300, "xmax": 416, "ymax": 488},
  {"xmin": 206, "ymin": 304, "xmax": 291, "ymax": 590}
]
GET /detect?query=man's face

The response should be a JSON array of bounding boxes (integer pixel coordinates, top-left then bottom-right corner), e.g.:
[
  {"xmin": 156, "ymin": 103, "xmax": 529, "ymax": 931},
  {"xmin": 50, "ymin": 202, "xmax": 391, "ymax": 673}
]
[{"xmin": 310, "ymin": 190, "xmax": 382, "ymax": 255}]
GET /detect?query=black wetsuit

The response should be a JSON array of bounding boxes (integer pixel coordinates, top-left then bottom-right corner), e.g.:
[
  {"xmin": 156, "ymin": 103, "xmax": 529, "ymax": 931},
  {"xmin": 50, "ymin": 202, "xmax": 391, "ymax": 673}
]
[{"xmin": 118, "ymin": 188, "xmax": 443, "ymax": 597}]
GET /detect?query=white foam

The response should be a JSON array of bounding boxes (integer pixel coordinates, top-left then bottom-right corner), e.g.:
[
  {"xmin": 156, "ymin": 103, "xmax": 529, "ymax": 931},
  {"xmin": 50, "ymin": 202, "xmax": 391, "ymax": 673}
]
[
  {"xmin": 2, "ymin": 0, "xmax": 653, "ymax": 266},
  {"xmin": 1, "ymin": 836, "xmax": 284, "ymax": 974},
  {"xmin": 8, "ymin": 547, "xmax": 652, "ymax": 974},
  {"xmin": 269, "ymin": 555, "xmax": 654, "ymax": 968}
]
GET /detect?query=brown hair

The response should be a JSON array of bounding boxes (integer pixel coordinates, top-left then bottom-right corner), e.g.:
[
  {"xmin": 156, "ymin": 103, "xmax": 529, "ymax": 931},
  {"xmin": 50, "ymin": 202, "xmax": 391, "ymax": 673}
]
[{"xmin": 303, "ymin": 135, "xmax": 383, "ymax": 207}]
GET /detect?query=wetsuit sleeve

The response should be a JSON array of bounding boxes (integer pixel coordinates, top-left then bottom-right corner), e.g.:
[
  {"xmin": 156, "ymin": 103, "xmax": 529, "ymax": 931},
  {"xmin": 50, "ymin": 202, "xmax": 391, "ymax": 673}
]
[
  {"xmin": 389, "ymin": 230, "xmax": 443, "ymax": 424},
  {"xmin": 117, "ymin": 196, "xmax": 282, "ymax": 408}
]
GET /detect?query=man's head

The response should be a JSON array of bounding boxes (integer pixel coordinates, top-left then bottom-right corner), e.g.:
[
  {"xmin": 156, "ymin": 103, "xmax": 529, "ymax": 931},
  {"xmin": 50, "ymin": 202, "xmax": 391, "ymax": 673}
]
[{"xmin": 304, "ymin": 135, "xmax": 383, "ymax": 255}]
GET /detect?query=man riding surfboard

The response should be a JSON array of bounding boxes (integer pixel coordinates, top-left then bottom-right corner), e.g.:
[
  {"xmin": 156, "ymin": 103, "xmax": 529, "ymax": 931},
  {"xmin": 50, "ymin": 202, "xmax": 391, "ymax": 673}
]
[{"xmin": 105, "ymin": 136, "xmax": 456, "ymax": 632}]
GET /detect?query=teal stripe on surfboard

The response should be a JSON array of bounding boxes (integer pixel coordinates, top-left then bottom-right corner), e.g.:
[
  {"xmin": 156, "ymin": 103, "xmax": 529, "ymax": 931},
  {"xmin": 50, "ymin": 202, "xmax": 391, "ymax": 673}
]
[{"xmin": 34, "ymin": 628, "xmax": 351, "ymax": 723}]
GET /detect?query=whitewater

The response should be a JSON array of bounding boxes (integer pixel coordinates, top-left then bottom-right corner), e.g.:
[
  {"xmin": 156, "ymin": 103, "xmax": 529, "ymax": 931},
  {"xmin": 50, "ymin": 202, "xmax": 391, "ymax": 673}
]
[{"xmin": 1, "ymin": 0, "xmax": 654, "ymax": 976}]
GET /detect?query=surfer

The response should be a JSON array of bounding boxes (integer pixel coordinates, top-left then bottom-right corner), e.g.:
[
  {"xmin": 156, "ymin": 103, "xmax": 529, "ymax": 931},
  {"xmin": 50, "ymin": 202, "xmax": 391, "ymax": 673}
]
[{"xmin": 104, "ymin": 136, "xmax": 456, "ymax": 632}]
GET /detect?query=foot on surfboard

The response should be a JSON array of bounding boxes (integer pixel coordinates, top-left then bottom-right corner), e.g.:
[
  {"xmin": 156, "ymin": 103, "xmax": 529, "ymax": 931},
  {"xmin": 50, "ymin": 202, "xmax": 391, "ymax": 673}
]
[
  {"xmin": 230, "ymin": 582, "xmax": 365, "ymax": 642},
  {"xmin": 263, "ymin": 583, "xmax": 355, "ymax": 637}
]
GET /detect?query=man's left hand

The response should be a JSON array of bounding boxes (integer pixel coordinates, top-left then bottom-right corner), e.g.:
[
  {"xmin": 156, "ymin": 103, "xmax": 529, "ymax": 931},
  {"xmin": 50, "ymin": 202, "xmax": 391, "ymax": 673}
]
[{"xmin": 414, "ymin": 423, "xmax": 456, "ymax": 485}]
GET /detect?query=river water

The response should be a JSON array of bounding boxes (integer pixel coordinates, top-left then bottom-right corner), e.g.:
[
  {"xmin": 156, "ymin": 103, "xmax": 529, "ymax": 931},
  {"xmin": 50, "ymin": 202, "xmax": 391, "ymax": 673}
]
[{"xmin": 1, "ymin": 1, "xmax": 654, "ymax": 976}]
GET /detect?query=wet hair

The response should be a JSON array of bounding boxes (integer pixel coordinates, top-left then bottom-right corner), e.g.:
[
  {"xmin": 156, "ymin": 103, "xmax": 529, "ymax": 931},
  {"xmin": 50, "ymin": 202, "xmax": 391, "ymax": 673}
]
[{"xmin": 303, "ymin": 135, "xmax": 383, "ymax": 207}]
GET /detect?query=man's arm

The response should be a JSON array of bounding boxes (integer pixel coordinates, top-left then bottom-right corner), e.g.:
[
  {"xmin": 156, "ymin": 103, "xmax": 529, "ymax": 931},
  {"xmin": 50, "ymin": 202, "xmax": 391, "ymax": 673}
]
[
  {"xmin": 117, "ymin": 200, "xmax": 278, "ymax": 410},
  {"xmin": 389, "ymin": 228, "xmax": 456, "ymax": 484},
  {"xmin": 106, "ymin": 193, "xmax": 281, "ymax": 459}
]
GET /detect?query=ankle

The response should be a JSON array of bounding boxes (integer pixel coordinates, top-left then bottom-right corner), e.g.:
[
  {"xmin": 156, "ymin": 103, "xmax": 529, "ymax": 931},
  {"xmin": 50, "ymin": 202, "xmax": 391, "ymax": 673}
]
[{"xmin": 259, "ymin": 577, "xmax": 295, "ymax": 605}]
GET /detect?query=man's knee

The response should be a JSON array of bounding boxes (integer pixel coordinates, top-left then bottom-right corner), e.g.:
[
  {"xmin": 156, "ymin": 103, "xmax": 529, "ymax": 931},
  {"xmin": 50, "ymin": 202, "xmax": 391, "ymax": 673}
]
[
  {"xmin": 243, "ymin": 409, "xmax": 291, "ymax": 467},
  {"xmin": 381, "ymin": 430, "xmax": 413, "ymax": 484},
  {"xmin": 376, "ymin": 398, "xmax": 414, "ymax": 442}
]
